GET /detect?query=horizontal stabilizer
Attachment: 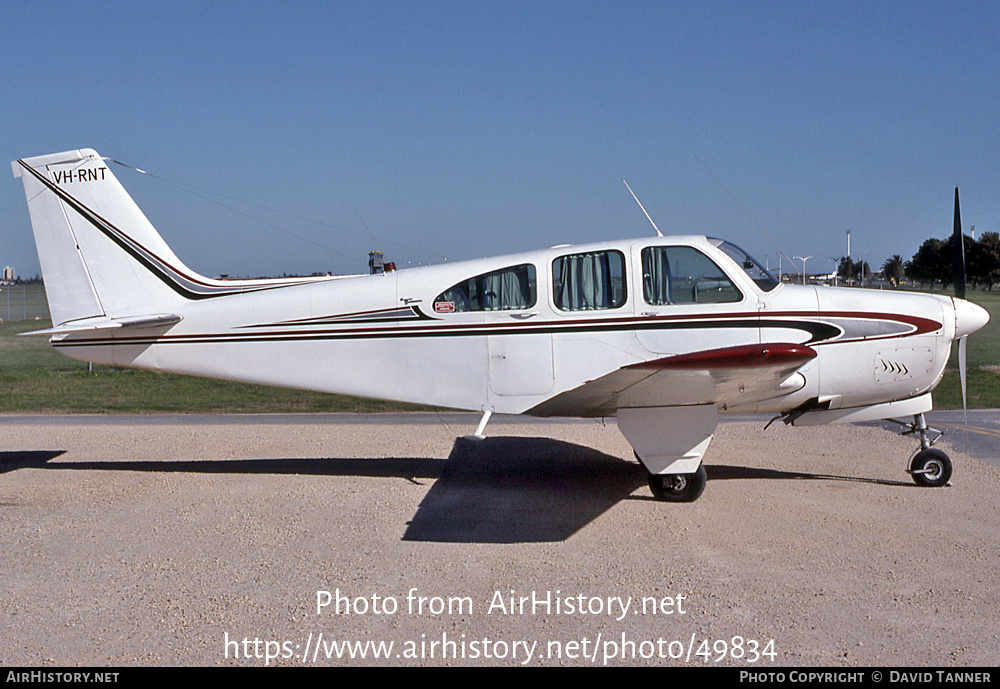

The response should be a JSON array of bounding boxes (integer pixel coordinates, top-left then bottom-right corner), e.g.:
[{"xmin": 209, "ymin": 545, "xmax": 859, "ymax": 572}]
[{"xmin": 20, "ymin": 314, "xmax": 182, "ymax": 339}]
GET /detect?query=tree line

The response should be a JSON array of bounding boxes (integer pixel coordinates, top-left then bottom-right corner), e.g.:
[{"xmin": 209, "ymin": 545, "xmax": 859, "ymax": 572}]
[
  {"xmin": 905, "ymin": 231, "xmax": 1000, "ymax": 290},
  {"xmin": 836, "ymin": 231, "xmax": 1000, "ymax": 290}
]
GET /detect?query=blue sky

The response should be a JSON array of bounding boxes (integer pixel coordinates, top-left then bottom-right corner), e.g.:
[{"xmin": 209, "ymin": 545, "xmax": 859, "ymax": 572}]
[{"xmin": 3, "ymin": 1, "xmax": 998, "ymax": 279}]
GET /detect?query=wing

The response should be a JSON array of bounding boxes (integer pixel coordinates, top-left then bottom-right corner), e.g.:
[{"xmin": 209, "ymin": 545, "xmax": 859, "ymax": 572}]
[{"xmin": 526, "ymin": 343, "xmax": 817, "ymax": 417}]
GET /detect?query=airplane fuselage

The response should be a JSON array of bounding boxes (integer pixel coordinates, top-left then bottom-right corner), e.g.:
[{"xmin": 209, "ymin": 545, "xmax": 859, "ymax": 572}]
[{"xmin": 50, "ymin": 235, "xmax": 957, "ymax": 419}]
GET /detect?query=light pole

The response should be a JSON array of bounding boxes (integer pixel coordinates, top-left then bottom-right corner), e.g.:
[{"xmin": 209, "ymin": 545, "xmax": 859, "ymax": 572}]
[
  {"xmin": 829, "ymin": 257, "xmax": 841, "ymax": 287},
  {"xmin": 794, "ymin": 256, "xmax": 813, "ymax": 285},
  {"xmin": 861, "ymin": 249, "xmax": 873, "ymax": 286}
]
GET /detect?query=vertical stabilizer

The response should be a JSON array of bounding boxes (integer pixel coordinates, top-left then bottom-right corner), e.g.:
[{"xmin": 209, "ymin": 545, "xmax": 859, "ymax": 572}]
[{"xmin": 13, "ymin": 149, "xmax": 196, "ymax": 326}]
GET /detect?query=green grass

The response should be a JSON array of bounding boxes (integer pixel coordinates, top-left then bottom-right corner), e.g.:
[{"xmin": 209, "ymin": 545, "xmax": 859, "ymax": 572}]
[
  {"xmin": 942, "ymin": 289, "xmax": 999, "ymax": 409},
  {"xmin": 933, "ymin": 366, "xmax": 1000, "ymax": 410},
  {"xmin": 0, "ymin": 320, "xmax": 432, "ymax": 414},
  {"xmin": 949, "ymin": 289, "xmax": 1000, "ymax": 409}
]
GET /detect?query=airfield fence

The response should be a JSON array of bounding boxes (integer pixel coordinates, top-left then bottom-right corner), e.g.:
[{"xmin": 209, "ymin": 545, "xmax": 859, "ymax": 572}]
[{"xmin": 0, "ymin": 284, "xmax": 50, "ymax": 322}]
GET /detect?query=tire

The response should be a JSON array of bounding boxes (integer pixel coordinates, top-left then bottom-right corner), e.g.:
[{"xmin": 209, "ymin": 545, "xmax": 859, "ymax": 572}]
[
  {"xmin": 909, "ymin": 448, "xmax": 952, "ymax": 488},
  {"xmin": 647, "ymin": 464, "xmax": 707, "ymax": 502}
]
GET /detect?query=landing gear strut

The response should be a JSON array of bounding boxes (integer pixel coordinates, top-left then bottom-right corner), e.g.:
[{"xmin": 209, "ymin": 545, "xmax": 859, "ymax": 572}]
[{"xmin": 899, "ymin": 413, "xmax": 953, "ymax": 488}]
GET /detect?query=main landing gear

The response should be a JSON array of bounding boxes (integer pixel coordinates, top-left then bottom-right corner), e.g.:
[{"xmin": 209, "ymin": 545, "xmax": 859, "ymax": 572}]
[
  {"xmin": 646, "ymin": 465, "xmax": 707, "ymax": 502},
  {"xmin": 619, "ymin": 406, "xmax": 716, "ymax": 503},
  {"xmin": 898, "ymin": 413, "xmax": 953, "ymax": 488},
  {"xmin": 635, "ymin": 450, "xmax": 707, "ymax": 502}
]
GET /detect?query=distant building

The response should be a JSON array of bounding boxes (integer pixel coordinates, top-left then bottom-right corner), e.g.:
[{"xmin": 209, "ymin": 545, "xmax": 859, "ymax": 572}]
[{"xmin": 2, "ymin": 266, "xmax": 14, "ymax": 283}]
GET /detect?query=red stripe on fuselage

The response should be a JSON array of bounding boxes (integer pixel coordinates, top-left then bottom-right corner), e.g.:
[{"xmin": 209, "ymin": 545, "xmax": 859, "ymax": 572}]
[{"xmin": 627, "ymin": 343, "xmax": 818, "ymax": 371}]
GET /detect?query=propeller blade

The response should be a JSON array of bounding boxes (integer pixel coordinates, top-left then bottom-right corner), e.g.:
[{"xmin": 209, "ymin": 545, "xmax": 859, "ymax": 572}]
[
  {"xmin": 959, "ymin": 334, "xmax": 968, "ymax": 413},
  {"xmin": 952, "ymin": 187, "xmax": 966, "ymax": 299}
]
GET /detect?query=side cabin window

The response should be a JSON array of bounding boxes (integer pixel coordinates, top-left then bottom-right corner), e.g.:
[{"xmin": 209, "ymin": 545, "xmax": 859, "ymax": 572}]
[
  {"xmin": 433, "ymin": 264, "xmax": 536, "ymax": 313},
  {"xmin": 552, "ymin": 250, "xmax": 627, "ymax": 311},
  {"xmin": 642, "ymin": 246, "xmax": 742, "ymax": 305}
]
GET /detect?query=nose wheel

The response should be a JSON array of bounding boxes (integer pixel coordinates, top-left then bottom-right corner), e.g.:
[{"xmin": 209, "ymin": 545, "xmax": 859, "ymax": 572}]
[
  {"xmin": 909, "ymin": 448, "xmax": 952, "ymax": 488},
  {"xmin": 898, "ymin": 413, "xmax": 952, "ymax": 488}
]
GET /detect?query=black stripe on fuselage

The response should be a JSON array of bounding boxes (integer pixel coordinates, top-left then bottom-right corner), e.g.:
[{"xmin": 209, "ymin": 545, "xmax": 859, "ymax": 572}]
[{"xmin": 51, "ymin": 315, "xmax": 842, "ymax": 349}]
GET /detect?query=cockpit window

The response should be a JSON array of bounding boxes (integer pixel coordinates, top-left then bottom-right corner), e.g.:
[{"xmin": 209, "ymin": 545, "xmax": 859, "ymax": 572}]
[
  {"xmin": 433, "ymin": 264, "xmax": 536, "ymax": 313},
  {"xmin": 552, "ymin": 250, "xmax": 627, "ymax": 311},
  {"xmin": 642, "ymin": 246, "xmax": 742, "ymax": 304},
  {"xmin": 710, "ymin": 239, "xmax": 780, "ymax": 292}
]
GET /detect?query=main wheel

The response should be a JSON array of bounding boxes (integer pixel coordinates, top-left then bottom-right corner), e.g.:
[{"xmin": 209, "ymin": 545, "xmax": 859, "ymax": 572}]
[
  {"xmin": 909, "ymin": 448, "xmax": 952, "ymax": 487},
  {"xmin": 647, "ymin": 465, "xmax": 707, "ymax": 502}
]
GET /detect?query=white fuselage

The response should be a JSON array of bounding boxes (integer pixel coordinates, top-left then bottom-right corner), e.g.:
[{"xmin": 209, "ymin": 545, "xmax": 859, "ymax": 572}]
[{"xmin": 52, "ymin": 235, "xmax": 957, "ymax": 418}]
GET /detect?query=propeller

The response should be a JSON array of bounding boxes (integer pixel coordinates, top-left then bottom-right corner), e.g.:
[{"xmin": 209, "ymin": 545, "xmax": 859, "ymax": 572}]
[
  {"xmin": 950, "ymin": 189, "xmax": 992, "ymax": 448},
  {"xmin": 959, "ymin": 334, "xmax": 968, "ymax": 411},
  {"xmin": 953, "ymin": 187, "xmax": 969, "ymax": 414},
  {"xmin": 952, "ymin": 187, "xmax": 966, "ymax": 300}
]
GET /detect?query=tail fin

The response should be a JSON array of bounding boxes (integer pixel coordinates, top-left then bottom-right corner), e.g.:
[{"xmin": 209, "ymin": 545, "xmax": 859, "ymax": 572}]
[{"xmin": 12, "ymin": 149, "xmax": 200, "ymax": 327}]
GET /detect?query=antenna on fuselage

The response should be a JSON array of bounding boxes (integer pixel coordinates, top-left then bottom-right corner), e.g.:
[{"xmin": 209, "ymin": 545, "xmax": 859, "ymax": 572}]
[
  {"xmin": 623, "ymin": 179, "xmax": 663, "ymax": 237},
  {"xmin": 694, "ymin": 156, "xmax": 795, "ymax": 270}
]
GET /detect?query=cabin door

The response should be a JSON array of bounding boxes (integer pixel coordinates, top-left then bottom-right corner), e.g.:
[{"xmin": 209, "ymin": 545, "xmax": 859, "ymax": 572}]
[{"xmin": 487, "ymin": 321, "xmax": 554, "ymax": 396}]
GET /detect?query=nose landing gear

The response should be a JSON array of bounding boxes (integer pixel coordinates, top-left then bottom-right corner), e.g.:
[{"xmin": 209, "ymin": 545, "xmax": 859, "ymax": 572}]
[{"xmin": 899, "ymin": 413, "xmax": 952, "ymax": 488}]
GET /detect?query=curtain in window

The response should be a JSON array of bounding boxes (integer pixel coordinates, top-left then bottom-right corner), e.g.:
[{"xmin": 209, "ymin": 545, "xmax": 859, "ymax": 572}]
[
  {"xmin": 481, "ymin": 265, "xmax": 533, "ymax": 310},
  {"xmin": 643, "ymin": 247, "xmax": 672, "ymax": 305},
  {"xmin": 555, "ymin": 252, "xmax": 615, "ymax": 311}
]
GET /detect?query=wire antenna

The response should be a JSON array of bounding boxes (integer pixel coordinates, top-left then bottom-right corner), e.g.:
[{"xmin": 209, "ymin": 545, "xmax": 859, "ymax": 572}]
[
  {"xmin": 108, "ymin": 158, "xmax": 448, "ymax": 265},
  {"xmin": 355, "ymin": 209, "xmax": 381, "ymax": 253},
  {"xmin": 694, "ymin": 156, "xmax": 794, "ymax": 267},
  {"xmin": 623, "ymin": 179, "xmax": 663, "ymax": 237}
]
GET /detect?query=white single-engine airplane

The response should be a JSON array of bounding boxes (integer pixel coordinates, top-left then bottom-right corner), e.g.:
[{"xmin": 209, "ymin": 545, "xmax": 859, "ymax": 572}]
[{"xmin": 12, "ymin": 149, "xmax": 990, "ymax": 501}]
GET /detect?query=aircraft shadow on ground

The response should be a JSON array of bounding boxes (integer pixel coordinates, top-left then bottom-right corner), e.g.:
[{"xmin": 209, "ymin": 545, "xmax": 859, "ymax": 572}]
[
  {"xmin": 0, "ymin": 450, "xmax": 443, "ymax": 481},
  {"xmin": 0, "ymin": 450, "xmax": 67, "ymax": 474},
  {"xmin": 0, "ymin": 441, "xmax": 648, "ymax": 543},
  {"xmin": 401, "ymin": 436, "xmax": 646, "ymax": 543},
  {"xmin": 403, "ymin": 442, "xmax": 914, "ymax": 543},
  {"xmin": 704, "ymin": 464, "xmax": 912, "ymax": 487},
  {"xmin": 1, "ymin": 444, "xmax": 911, "ymax": 542}
]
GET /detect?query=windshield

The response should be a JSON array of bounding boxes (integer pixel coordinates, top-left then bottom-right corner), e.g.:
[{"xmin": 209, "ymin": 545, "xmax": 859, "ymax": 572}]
[{"xmin": 710, "ymin": 239, "xmax": 780, "ymax": 292}]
